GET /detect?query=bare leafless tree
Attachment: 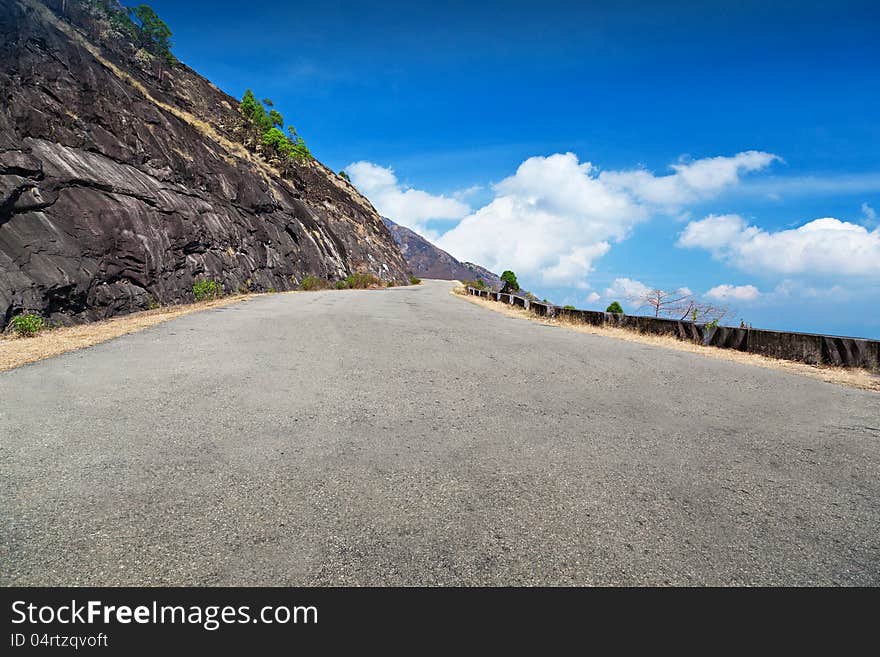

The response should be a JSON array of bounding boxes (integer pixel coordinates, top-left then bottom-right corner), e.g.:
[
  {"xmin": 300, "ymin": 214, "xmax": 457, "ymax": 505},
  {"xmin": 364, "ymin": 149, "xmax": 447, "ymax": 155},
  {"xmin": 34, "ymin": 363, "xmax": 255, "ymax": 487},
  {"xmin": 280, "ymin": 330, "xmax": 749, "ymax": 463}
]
[
  {"xmin": 637, "ymin": 288, "xmax": 729, "ymax": 324},
  {"xmin": 677, "ymin": 297, "xmax": 729, "ymax": 324},
  {"xmin": 638, "ymin": 289, "xmax": 692, "ymax": 317}
]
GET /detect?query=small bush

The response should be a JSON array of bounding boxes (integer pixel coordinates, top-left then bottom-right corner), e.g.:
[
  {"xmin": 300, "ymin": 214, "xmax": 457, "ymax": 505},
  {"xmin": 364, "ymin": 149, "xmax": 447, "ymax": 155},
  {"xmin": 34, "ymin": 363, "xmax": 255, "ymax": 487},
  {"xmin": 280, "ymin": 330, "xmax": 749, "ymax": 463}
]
[
  {"xmin": 12, "ymin": 313, "xmax": 45, "ymax": 337},
  {"xmin": 299, "ymin": 275, "xmax": 327, "ymax": 291},
  {"xmin": 192, "ymin": 279, "xmax": 222, "ymax": 301},
  {"xmin": 409, "ymin": 276, "xmax": 421, "ymax": 285},
  {"xmin": 335, "ymin": 280, "xmax": 349, "ymax": 290},
  {"xmin": 563, "ymin": 305, "xmax": 576, "ymax": 310},
  {"xmin": 344, "ymin": 272, "xmax": 380, "ymax": 289},
  {"xmin": 386, "ymin": 281, "xmax": 396, "ymax": 287},
  {"xmin": 464, "ymin": 279, "xmax": 486, "ymax": 290},
  {"xmin": 606, "ymin": 301, "xmax": 624, "ymax": 314},
  {"xmin": 267, "ymin": 287, "xmax": 278, "ymax": 293}
]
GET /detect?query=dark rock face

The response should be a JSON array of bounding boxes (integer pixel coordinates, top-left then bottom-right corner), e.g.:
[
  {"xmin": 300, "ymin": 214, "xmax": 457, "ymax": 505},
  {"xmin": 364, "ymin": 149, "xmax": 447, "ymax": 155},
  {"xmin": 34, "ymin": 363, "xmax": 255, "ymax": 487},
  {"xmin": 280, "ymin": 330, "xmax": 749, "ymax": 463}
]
[
  {"xmin": 0, "ymin": 0, "xmax": 410, "ymax": 325},
  {"xmin": 381, "ymin": 217, "xmax": 502, "ymax": 289}
]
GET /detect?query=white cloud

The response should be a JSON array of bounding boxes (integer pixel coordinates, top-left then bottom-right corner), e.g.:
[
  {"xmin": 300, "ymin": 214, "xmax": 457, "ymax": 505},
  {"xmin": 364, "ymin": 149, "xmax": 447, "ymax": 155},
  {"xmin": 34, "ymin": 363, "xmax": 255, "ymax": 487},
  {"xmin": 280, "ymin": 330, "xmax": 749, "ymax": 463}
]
[
  {"xmin": 599, "ymin": 151, "xmax": 779, "ymax": 207},
  {"xmin": 437, "ymin": 154, "xmax": 643, "ymax": 287},
  {"xmin": 773, "ymin": 279, "xmax": 848, "ymax": 299},
  {"xmin": 678, "ymin": 214, "xmax": 880, "ymax": 276},
  {"xmin": 706, "ymin": 284, "xmax": 761, "ymax": 302},
  {"xmin": 436, "ymin": 150, "xmax": 777, "ymax": 289},
  {"xmin": 604, "ymin": 277, "xmax": 652, "ymax": 302},
  {"xmin": 863, "ymin": 202, "xmax": 877, "ymax": 224},
  {"xmin": 586, "ymin": 292, "xmax": 601, "ymax": 303},
  {"xmin": 739, "ymin": 173, "xmax": 880, "ymax": 199},
  {"xmin": 349, "ymin": 151, "xmax": 778, "ymax": 289},
  {"xmin": 346, "ymin": 161, "xmax": 470, "ymax": 236}
]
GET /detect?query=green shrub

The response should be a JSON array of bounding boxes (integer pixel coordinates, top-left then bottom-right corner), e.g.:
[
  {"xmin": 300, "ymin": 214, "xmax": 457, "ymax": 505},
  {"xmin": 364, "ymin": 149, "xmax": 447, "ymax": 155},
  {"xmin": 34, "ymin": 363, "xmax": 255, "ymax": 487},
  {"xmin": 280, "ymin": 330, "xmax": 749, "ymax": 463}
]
[
  {"xmin": 344, "ymin": 272, "xmax": 380, "ymax": 289},
  {"xmin": 300, "ymin": 275, "xmax": 327, "ymax": 291},
  {"xmin": 267, "ymin": 287, "xmax": 278, "ymax": 293},
  {"xmin": 338, "ymin": 170, "xmax": 351, "ymax": 182},
  {"xmin": 261, "ymin": 127, "xmax": 288, "ymax": 150},
  {"xmin": 563, "ymin": 305, "xmax": 576, "ymax": 310},
  {"xmin": 606, "ymin": 301, "xmax": 624, "ymax": 314},
  {"xmin": 386, "ymin": 280, "xmax": 396, "ymax": 287},
  {"xmin": 409, "ymin": 276, "xmax": 421, "ymax": 285},
  {"xmin": 335, "ymin": 280, "xmax": 349, "ymax": 290},
  {"xmin": 464, "ymin": 279, "xmax": 486, "ymax": 290},
  {"xmin": 12, "ymin": 313, "xmax": 44, "ymax": 337},
  {"xmin": 192, "ymin": 279, "xmax": 222, "ymax": 301}
]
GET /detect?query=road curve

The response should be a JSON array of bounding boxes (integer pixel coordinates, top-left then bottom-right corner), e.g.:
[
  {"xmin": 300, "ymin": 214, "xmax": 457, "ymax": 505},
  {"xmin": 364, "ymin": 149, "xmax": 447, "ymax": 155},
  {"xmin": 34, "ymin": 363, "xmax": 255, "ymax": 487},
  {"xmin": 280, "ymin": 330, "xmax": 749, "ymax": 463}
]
[{"xmin": 1, "ymin": 280, "xmax": 878, "ymax": 585}]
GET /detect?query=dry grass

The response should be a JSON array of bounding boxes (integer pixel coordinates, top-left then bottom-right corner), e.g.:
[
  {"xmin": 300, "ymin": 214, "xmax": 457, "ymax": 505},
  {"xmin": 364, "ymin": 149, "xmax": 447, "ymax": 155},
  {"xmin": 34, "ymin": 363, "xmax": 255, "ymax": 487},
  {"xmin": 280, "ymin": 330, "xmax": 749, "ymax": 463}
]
[
  {"xmin": 0, "ymin": 295, "xmax": 251, "ymax": 372},
  {"xmin": 25, "ymin": 0, "xmax": 276, "ymax": 177},
  {"xmin": 453, "ymin": 286, "xmax": 880, "ymax": 392}
]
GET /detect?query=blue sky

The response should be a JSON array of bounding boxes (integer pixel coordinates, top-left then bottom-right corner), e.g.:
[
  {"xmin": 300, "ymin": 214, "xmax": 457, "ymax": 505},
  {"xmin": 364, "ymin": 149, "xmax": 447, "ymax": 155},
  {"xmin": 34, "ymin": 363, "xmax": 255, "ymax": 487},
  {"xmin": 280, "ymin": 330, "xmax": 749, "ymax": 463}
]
[{"xmin": 151, "ymin": 0, "xmax": 879, "ymax": 337}]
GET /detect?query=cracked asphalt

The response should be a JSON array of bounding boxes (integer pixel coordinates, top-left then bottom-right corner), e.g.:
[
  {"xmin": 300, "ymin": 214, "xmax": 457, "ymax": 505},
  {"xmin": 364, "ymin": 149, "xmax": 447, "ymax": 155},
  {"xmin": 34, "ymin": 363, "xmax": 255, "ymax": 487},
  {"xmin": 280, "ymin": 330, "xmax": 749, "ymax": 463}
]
[{"xmin": 1, "ymin": 279, "xmax": 878, "ymax": 585}]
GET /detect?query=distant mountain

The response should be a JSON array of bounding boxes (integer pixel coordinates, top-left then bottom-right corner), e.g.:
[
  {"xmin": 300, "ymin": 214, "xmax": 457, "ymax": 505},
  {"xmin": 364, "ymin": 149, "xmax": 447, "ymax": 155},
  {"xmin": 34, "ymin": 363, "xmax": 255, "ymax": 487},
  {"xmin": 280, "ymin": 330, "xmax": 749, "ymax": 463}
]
[{"xmin": 382, "ymin": 218, "xmax": 503, "ymax": 288}]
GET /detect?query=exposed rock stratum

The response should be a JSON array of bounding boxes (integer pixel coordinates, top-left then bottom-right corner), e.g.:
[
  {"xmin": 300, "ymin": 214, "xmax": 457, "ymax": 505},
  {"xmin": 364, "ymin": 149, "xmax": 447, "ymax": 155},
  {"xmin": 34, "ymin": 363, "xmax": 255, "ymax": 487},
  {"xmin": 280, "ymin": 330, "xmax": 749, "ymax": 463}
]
[{"xmin": 0, "ymin": 0, "xmax": 410, "ymax": 325}]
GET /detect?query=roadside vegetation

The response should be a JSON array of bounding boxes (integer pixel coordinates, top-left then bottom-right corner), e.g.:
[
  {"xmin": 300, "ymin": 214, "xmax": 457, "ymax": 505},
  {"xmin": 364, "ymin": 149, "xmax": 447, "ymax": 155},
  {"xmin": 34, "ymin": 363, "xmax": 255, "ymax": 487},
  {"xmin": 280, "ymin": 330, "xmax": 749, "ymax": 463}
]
[
  {"xmin": 463, "ymin": 278, "xmax": 487, "ymax": 290},
  {"xmin": 500, "ymin": 270, "xmax": 519, "ymax": 291},
  {"xmin": 338, "ymin": 272, "xmax": 380, "ymax": 289},
  {"xmin": 11, "ymin": 313, "xmax": 46, "ymax": 338},
  {"xmin": 299, "ymin": 275, "xmax": 328, "ymax": 291},
  {"xmin": 192, "ymin": 278, "xmax": 223, "ymax": 301}
]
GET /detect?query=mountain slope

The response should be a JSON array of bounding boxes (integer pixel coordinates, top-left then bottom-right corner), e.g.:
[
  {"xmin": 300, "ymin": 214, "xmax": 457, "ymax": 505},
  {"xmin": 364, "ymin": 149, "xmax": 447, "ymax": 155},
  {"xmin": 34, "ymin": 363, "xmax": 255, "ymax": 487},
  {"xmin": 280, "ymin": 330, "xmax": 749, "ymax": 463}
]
[
  {"xmin": 0, "ymin": 0, "xmax": 410, "ymax": 325},
  {"xmin": 382, "ymin": 218, "xmax": 502, "ymax": 288}
]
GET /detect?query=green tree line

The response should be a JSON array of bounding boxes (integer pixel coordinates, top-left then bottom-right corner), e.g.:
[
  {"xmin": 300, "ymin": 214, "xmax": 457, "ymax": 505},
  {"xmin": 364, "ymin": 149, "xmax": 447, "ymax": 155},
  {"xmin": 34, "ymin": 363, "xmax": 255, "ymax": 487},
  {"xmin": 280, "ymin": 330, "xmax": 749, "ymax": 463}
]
[{"xmin": 240, "ymin": 90, "xmax": 312, "ymax": 162}]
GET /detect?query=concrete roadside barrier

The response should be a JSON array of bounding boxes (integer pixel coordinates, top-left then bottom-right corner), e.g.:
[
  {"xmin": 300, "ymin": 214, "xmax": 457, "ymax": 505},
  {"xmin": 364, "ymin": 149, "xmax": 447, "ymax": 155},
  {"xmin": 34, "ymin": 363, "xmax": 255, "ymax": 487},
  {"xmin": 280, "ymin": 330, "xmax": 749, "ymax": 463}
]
[{"xmin": 466, "ymin": 287, "xmax": 880, "ymax": 371}]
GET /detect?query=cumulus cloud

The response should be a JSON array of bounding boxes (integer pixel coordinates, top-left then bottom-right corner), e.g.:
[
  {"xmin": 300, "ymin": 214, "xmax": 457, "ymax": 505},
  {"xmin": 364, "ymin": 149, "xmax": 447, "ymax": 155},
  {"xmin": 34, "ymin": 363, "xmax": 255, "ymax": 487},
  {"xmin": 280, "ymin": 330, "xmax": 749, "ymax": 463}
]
[
  {"xmin": 706, "ymin": 284, "xmax": 761, "ymax": 301},
  {"xmin": 586, "ymin": 292, "xmax": 601, "ymax": 303},
  {"xmin": 437, "ymin": 154, "xmax": 641, "ymax": 287},
  {"xmin": 677, "ymin": 214, "xmax": 880, "ymax": 276},
  {"xmin": 603, "ymin": 277, "xmax": 652, "ymax": 302},
  {"xmin": 346, "ymin": 161, "xmax": 470, "ymax": 236},
  {"xmin": 435, "ymin": 150, "xmax": 776, "ymax": 288}
]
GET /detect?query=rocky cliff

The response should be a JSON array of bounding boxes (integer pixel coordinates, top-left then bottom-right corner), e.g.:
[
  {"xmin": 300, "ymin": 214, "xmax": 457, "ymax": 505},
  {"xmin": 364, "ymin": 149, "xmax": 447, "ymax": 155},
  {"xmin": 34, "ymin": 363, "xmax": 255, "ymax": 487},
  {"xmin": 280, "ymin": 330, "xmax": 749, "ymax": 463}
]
[
  {"xmin": 0, "ymin": 0, "xmax": 410, "ymax": 325},
  {"xmin": 382, "ymin": 217, "xmax": 502, "ymax": 289}
]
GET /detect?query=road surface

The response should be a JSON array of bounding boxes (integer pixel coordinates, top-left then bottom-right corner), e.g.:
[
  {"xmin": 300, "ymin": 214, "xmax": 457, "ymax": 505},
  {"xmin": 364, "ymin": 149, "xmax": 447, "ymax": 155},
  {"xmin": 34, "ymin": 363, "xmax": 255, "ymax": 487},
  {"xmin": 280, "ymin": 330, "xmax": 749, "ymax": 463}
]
[{"xmin": 1, "ymin": 280, "xmax": 878, "ymax": 585}]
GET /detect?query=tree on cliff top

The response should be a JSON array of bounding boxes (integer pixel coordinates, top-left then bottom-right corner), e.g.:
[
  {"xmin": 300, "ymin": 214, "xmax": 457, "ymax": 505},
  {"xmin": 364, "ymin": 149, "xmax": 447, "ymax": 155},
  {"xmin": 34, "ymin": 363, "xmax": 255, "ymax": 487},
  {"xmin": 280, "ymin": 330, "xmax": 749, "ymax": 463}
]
[
  {"xmin": 239, "ymin": 90, "xmax": 312, "ymax": 162},
  {"xmin": 131, "ymin": 5, "xmax": 174, "ymax": 65}
]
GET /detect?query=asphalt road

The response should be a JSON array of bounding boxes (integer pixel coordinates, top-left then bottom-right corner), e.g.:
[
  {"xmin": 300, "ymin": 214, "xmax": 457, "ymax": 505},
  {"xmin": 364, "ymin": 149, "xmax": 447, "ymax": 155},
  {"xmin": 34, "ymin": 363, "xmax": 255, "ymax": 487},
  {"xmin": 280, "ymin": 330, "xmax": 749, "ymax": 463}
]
[{"xmin": 1, "ymin": 280, "xmax": 878, "ymax": 585}]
